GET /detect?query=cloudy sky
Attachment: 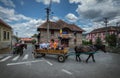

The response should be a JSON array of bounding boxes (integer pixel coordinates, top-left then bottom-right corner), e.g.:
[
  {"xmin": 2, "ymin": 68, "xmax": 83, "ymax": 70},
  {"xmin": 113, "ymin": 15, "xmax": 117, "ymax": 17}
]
[{"xmin": 0, "ymin": 0, "xmax": 120, "ymax": 37}]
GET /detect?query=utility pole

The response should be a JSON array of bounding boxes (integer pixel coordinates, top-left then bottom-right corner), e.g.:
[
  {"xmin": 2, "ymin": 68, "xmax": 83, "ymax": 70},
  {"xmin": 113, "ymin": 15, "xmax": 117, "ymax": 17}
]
[
  {"xmin": 16, "ymin": 32, "xmax": 18, "ymax": 42},
  {"xmin": 37, "ymin": 32, "xmax": 40, "ymax": 43},
  {"xmin": 45, "ymin": 0, "xmax": 52, "ymax": 42},
  {"xmin": 104, "ymin": 18, "xmax": 108, "ymax": 35},
  {"xmin": 104, "ymin": 17, "xmax": 109, "ymax": 45}
]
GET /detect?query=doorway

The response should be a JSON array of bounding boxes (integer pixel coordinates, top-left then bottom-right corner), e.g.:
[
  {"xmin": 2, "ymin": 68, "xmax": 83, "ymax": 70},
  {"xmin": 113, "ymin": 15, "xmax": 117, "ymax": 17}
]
[{"xmin": 61, "ymin": 39, "xmax": 69, "ymax": 47}]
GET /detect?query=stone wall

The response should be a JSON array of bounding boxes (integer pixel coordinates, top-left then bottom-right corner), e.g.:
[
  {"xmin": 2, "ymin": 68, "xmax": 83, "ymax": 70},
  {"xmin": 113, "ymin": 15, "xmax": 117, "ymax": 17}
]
[
  {"xmin": 40, "ymin": 30, "xmax": 60, "ymax": 42},
  {"xmin": 69, "ymin": 32, "xmax": 82, "ymax": 48},
  {"xmin": 40, "ymin": 30, "xmax": 83, "ymax": 48}
]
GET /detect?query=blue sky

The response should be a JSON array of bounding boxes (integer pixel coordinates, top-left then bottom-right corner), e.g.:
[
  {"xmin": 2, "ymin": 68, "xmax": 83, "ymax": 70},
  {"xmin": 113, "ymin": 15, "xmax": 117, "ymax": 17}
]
[{"xmin": 0, "ymin": 0, "xmax": 120, "ymax": 37}]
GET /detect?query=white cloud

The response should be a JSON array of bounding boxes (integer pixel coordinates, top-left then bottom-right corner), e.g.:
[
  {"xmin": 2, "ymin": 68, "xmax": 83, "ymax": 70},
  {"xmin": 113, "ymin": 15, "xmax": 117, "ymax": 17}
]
[
  {"xmin": 0, "ymin": 6, "xmax": 45, "ymax": 37},
  {"xmin": 51, "ymin": 16, "xmax": 59, "ymax": 21},
  {"xmin": 75, "ymin": 0, "xmax": 120, "ymax": 22},
  {"xmin": 0, "ymin": 6, "xmax": 32, "ymax": 22},
  {"xmin": 25, "ymin": 33, "xmax": 35, "ymax": 37},
  {"xmin": 82, "ymin": 22, "xmax": 104, "ymax": 33},
  {"xmin": 0, "ymin": 0, "xmax": 15, "ymax": 8},
  {"xmin": 21, "ymin": 1, "xmax": 24, "ymax": 6},
  {"xmin": 69, "ymin": 0, "xmax": 81, "ymax": 4},
  {"xmin": 65, "ymin": 13, "xmax": 78, "ymax": 22},
  {"xmin": 35, "ymin": 0, "xmax": 60, "ymax": 5},
  {"xmin": 11, "ymin": 19, "xmax": 45, "ymax": 37},
  {"xmin": 108, "ymin": 16, "xmax": 120, "ymax": 26},
  {"xmin": 68, "ymin": 0, "xmax": 120, "ymax": 33}
]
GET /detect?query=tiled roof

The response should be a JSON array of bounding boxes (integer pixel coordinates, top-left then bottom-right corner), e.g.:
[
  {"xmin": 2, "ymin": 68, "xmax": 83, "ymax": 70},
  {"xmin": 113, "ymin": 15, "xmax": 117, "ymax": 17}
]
[
  {"xmin": 0, "ymin": 19, "xmax": 12, "ymax": 29},
  {"xmin": 38, "ymin": 20, "xmax": 84, "ymax": 32},
  {"xmin": 89, "ymin": 26, "xmax": 120, "ymax": 34},
  {"xmin": 20, "ymin": 38, "xmax": 33, "ymax": 41}
]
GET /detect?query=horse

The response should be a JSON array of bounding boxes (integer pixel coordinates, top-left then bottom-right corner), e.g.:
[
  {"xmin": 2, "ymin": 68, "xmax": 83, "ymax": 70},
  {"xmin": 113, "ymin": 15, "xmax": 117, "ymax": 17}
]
[
  {"xmin": 74, "ymin": 44, "xmax": 106, "ymax": 62},
  {"xmin": 13, "ymin": 43, "xmax": 27, "ymax": 56}
]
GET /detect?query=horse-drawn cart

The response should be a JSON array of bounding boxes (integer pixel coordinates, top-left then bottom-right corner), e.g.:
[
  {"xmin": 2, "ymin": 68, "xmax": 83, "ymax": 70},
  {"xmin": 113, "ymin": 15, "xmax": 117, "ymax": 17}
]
[{"xmin": 33, "ymin": 48, "xmax": 68, "ymax": 62}]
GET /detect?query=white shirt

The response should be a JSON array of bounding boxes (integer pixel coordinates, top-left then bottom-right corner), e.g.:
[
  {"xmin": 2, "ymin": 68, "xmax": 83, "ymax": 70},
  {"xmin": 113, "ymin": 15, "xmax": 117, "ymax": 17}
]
[{"xmin": 39, "ymin": 43, "xmax": 48, "ymax": 49}]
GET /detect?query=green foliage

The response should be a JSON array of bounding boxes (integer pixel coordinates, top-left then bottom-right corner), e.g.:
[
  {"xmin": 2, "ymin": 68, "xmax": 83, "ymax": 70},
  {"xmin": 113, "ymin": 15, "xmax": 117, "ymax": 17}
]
[
  {"xmin": 89, "ymin": 39, "xmax": 93, "ymax": 45},
  {"xmin": 31, "ymin": 34, "xmax": 38, "ymax": 38},
  {"xmin": 105, "ymin": 34, "xmax": 117, "ymax": 47},
  {"xmin": 82, "ymin": 40, "xmax": 93, "ymax": 45},
  {"xmin": 95, "ymin": 37, "xmax": 102, "ymax": 45},
  {"xmin": 32, "ymin": 39, "xmax": 36, "ymax": 44}
]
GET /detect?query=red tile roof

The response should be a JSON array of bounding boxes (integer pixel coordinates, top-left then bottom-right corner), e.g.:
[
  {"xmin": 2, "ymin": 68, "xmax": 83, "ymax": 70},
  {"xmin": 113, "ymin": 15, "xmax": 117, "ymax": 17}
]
[
  {"xmin": 0, "ymin": 19, "xmax": 12, "ymax": 29},
  {"xmin": 38, "ymin": 20, "xmax": 84, "ymax": 32},
  {"xmin": 89, "ymin": 26, "xmax": 120, "ymax": 34},
  {"xmin": 20, "ymin": 38, "xmax": 33, "ymax": 41}
]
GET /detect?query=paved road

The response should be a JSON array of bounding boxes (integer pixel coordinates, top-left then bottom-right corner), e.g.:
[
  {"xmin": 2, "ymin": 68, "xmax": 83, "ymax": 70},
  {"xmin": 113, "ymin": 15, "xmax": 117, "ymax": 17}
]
[{"xmin": 0, "ymin": 44, "xmax": 120, "ymax": 78}]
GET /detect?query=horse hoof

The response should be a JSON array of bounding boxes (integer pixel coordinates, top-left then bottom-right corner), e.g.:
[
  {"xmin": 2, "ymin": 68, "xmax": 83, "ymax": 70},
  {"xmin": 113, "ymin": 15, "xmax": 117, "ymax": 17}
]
[{"xmin": 93, "ymin": 60, "xmax": 96, "ymax": 62}]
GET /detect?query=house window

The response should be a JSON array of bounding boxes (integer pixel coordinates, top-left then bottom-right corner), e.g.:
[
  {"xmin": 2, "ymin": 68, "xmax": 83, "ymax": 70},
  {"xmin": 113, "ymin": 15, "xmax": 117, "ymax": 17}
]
[
  {"xmin": 7, "ymin": 32, "xmax": 10, "ymax": 40},
  {"xmin": 74, "ymin": 32, "xmax": 77, "ymax": 36},
  {"xmin": 62, "ymin": 30, "xmax": 68, "ymax": 34},
  {"xmin": 3, "ymin": 31, "xmax": 6, "ymax": 40}
]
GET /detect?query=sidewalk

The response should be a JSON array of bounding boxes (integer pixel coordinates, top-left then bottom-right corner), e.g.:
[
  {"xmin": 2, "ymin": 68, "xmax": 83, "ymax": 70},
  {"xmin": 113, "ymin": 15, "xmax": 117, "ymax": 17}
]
[
  {"xmin": 0, "ymin": 48, "xmax": 12, "ymax": 59},
  {"xmin": 0, "ymin": 47, "xmax": 12, "ymax": 54}
]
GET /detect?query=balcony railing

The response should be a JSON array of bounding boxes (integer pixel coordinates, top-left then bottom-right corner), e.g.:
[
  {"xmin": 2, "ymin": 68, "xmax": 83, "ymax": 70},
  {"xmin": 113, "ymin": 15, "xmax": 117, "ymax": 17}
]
[{"xmin": 60, "ymin": 34, "xmax": 72, "ymax": 39}]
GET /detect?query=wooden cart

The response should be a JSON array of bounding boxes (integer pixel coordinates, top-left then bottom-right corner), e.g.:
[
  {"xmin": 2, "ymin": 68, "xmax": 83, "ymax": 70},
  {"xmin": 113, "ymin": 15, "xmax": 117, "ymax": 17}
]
[{"xmin": 33, "ymin": 48, "xmax": 68, "ymax": 62}]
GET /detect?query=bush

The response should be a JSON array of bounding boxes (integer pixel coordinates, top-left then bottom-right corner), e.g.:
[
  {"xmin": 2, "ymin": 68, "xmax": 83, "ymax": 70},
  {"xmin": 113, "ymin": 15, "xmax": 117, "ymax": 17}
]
[
  {"xmin": 95, "ymin": 37, "xmax": 102, "ymax": 45},
  {"xmin": 105, "ymin": 34, "xmax": 117, "ymax": 47},
  {"xmin": 32, "ymin": 39, "xmax": 36, "ymax": 44},
  {"xmin": 82, "ymin": 40, "xmax": 92, "ymax": 45}
]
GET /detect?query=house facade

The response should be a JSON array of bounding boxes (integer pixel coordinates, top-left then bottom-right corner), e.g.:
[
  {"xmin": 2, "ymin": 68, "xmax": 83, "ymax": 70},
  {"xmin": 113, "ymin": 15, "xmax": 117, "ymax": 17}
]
[
  {"xmin": 86, "ymin": 26, "xmax": 120, "ymax": 44},
  {"xmin": 0, "ymin": 19, "xmax": 12, "ymax": 50},
  {"xmin": 37, "ymin": 20, "xmax": 84, "ymax": 48}
]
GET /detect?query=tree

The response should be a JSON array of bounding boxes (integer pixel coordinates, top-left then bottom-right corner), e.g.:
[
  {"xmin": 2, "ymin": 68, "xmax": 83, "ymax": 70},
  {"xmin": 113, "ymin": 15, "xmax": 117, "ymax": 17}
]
[
  {"xmin": 82, "ymin": 40, "xmax": 92, "ymax": 45},
  {"xmin": 89, "ymin": 39, "xmax": 93, "ymax": 45},
  {"xmin": 95, "ymin": 37, "xmax": 102, "ymax": 45},
  {"xmin": 31, "ymin": 34, "xmax": 38, "ymax": 38},
  {"xmin": 105, "ymin": 34, "xmax": 117, "ymax": 47},
  {"xmin": 32, "ymin": 39, "xmax": 36, "ymax": 44}
]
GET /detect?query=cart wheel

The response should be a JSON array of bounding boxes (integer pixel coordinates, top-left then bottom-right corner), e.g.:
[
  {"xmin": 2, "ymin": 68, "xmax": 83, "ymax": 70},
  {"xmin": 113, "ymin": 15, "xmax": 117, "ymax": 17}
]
[
  {"xmin": 58, "ymin": 55, "xmax": 65, "ymax": 62},
  {"xmin": 41, "ymin": 53, "xmax": 46, "ymax": 57}
]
